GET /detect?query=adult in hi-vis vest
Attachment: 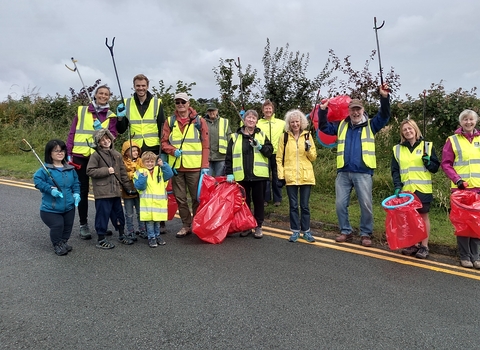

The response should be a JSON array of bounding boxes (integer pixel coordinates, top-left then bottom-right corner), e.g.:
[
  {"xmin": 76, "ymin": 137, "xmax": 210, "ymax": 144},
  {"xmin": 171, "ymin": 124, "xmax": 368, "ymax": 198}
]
[
  {"xmin": 441, "ymin": 109, "xmax": 480, "ymax": 269},
  {"xmin": 225, "ymin": 110, "xmax": 273, "ymax": 239},
  {"xmin": 203, "ymin": 103, "xmax": 232, "ymax": 176},
  {"xmin": 318, "ymin": 84, "xmax": 390, "ymax": 247},
  {"xmin": 116, "ymin": 74, "xmax": 165, "ymax": 154},
  {"xmin": 391, "ymin": 119, "xmax": 439, "ymax": 259},
  {"xmin": 67, "ymin": 85, "xmax": 118, "ymax": 240},
  {"xmin": 161, "ymin": 92, "xmax": 210, "ymax": 238}
]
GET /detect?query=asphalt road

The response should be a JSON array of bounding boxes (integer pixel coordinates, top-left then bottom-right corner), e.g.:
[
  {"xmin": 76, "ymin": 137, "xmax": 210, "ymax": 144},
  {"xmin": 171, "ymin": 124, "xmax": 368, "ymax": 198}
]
[{"xmin": 1, "ymin": 180, "xmax": 480, "ymax": 349}]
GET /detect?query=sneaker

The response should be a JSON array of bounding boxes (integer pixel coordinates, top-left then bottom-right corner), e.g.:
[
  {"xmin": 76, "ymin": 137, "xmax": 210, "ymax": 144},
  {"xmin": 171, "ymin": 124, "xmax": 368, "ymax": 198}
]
[
  {"xmin": 118, "ymin": 235, "xmax": 134, "ymax": 245},
  {"xmin": 79, "ymin": 224, "xmax": 92, "ymax": 240},
  {"xmin": 53, "ymin": 242, "xmax": 68, "ymax": 256},
  {"xmin": 62, "ymin": 240, "xmax": 73, "ymax": 252},
  {"xmin": 156, "ymin": 236, "xmax": 166, "ymax": 246},
  {"xmin": 460, "ymin": 260, "xmax": 473, "ymax": 268},
  {"xmin": 335, "ymin": 234, "xmax": 353, "ymax": 243},
  {"xmin": 240, "ymin": 230, "xmax": 252, "ymax": 237},
  {"xmin": 401, "ymin": 245, "xmax": 419, "ymax": 256},
  {"xmin": 254, "ymin": 227, "xmax": 263, "ymax": 239},
  {"xmin": 148, "ymin": 238, "xmax": 158, "ymax": 248},
  {"xmin": 175, "ymin": 227, "xmax": 191, "ymax": 238},
  {"xmin": 289, "ymin": 231, "xmax": 300, "ymax": 242},
  {"xmin": 96, "ymin": 239, "xmax": 115, "ymax": 249},
  {"xmin": 302, "ymin": 231, "xmax": 315, "ymax": 243},
  {"xmin": 137, "ymin": 231, "xmax": 148, "ymax": 239},
  {"xmin": 415, "ymin": 246, "xmax": 429, "ymax": 259},
  {"xmin": 127, "ymin": 232, "xmax": 137, "ymax": 241},
  {"xmin": 473, "ymin": 261, "xmax": 480, "ymax": 269},
  {"xmin": 360, "ymin": 235, "xmax": 372, "ymax": 247}
]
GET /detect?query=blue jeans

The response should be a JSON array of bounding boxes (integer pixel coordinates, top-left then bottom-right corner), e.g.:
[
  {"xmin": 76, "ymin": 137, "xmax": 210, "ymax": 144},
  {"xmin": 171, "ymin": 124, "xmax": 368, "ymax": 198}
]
[
  {"xmin": 123, "ymin": 197, "xmax": 145, "ymax": 234},
  {"xmin": 335, "ymin": 172, "xmax": 373, "ymax": 236},
  {"xmin": 286, "ymin": 185, "xmax": 312, "ymax": 232},
  {"xmin": 209, "ymin": 160, "xmax": 225, "ymax": 176},
  {"xmin": 145, "ymin": 221, "xmax": 160, "ymax": 239}
]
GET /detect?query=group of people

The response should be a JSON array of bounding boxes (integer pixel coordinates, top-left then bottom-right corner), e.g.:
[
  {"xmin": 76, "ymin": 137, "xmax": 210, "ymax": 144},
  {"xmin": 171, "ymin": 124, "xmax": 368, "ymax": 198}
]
[{"xmin": 33, "ymin": 78, "xmax": 480, "ymax": 269}]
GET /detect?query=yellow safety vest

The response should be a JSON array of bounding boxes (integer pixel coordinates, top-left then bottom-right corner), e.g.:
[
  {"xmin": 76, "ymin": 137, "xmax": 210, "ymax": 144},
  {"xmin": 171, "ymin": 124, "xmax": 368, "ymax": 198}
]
[
  {"xmin": 218, "ymin": 118, "xmax": 230, "ymax": 154},
  {"xmin": 449, "ymin": 134, "xmax": 480, "ymax": 188},
  {"xmin": 257, "ymin": 114, "xmax": 285, "ymax": 154},
  {"xmin": 72, "ymin": 106, "xmax": 115, "ymax": 157},
  {"xmin": 232, "ymin": 131, "xmax": 269, "ymax": 181},
  {"xmin": 336, "ymin": 119, "xmax": 376, "ymax": 169},
  {"xmin": 135, "ymin": 167, "xmax": 168, "ymax": 221},
  {"xmin": 125, "ymin": 97, "xmax": 162, "ymax": 148},
  {"xmin": 393, "ymin": 141, "xmax": 432, "ymax": 193},
  {"xmin": 167, "ymin": 116, "xmax": 202, "ymax": 169}
]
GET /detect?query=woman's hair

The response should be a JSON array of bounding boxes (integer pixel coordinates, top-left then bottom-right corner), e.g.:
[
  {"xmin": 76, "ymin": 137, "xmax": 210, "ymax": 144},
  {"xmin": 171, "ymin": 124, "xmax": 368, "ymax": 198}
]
[
  {"xmin": 44, "ymin": 139, "xmax": 67, "ymax": 164},
  {"xmin": 244, "ymin": 110, "xmax": 259, "ymax": 120},
  {"xmin": 262, "ymin": 99, "xmax": 275, "ymax": 112},
  {"xmin": 94, "ymin": 84, "xmax": 111, "ymax": 97},
  {"xmin": 459, "ymin": 109, "xmax": 479, "ymax": 123},
  {"xmin": 284, "ymin": 109, "xmax": 309, "ymax": 132},
  {"xmin": 141, "ymin": 151, "xmax": 157, "ymax": 162},
  {"xmin": 399, "ymin": 119, "xmax": 422, "ymax": 143}
]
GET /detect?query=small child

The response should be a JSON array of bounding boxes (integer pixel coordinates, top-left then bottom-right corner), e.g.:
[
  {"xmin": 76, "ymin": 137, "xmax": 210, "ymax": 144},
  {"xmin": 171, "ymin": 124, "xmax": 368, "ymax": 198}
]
[
  {"xmin": 86, "ymin": 128, "xmax": 136, "ymax": 249},
  {"xmin": 134, "ymin": 151, "xmax": 174, "ymax": 248},
  {"xmin": 121, "ymin": 140, "xmax": 147, "ymax": 241}
]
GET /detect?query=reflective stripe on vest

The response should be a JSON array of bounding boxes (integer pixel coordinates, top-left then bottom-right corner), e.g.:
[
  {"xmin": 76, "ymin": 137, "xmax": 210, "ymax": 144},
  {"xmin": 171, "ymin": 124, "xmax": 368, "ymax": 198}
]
[
  {"xmin": 125, "ymin": 97, "xmax": 161, "ymax": 148},
  {"xmin": 393, "ymin": 141, "xmax": 432, "ymax": 193},
  {"xmin": 231, "ymin": 132, "xmax": 269, "ymax": 181},
  {"xmin": 72, "ymin": 106, "xmax": 115, "ymax": 157},
  {"xmin": 218, "ymin": 118, "xmax": 230, "ymax": 154},
  {"xmin": 167, "ymin": 117, "xmax": 202, "ymax": 169},
  {"xmin": 336, "ymin": 119, "xmax": 376, "ymax": 169},
  {"xmin": 449, "ymin": 134, "xmax": 480, "ymax": 188},
  {"xmin": 136, "ymin": 168, "xmax": 168, "ymax": 221}
]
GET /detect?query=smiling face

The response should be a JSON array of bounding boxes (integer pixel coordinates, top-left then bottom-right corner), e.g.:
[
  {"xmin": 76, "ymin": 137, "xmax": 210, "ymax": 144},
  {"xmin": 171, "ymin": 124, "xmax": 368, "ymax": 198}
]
[
  {"xmin": 51, "ymin": 146, "xmax": 65, "ymax": 164},
  {"xmin": 175, "ymin": 99, "xmax": 190, "ymax": 114},
  {"xmin": 244, "ymin": 112, "xmax": 258, "ymax": 129},
  {"xmin": 349, "ymin": 106, "xmax": 364, "ymax": 125},
  {"xmin": 262, "ymin": 105, "xmax": 274, "ymax": 120},
  {"xmin": 98, "ymin": 134, "xmax": 112, "ymax": 149},
  {"xmin": 134, "ymin": 79, "xmax": 148, "ymax": 100},
  {"xmin": 289, "ymin": 116, "xmax": 301, "ymax": 134},
  {"xmin": 143, "ymin": 158, "xmax": 155, "ymax": 170},
  {"xmin": 460, "ymin": 114, "xmax": 477, "ymax": 134},
  {"xmin": 95, "ymin": 87, "xmax": 111, "ymax": 105},
  {"xmin": 401, "ymin": 123, "xmax": 417, "ymax": 143}
]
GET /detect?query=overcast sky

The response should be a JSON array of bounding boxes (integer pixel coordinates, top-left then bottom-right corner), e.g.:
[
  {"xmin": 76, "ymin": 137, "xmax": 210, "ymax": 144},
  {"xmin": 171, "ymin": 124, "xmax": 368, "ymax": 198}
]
[{"xmin": 2, "ymin": 0, "xmax": 480, "ymax": 103}]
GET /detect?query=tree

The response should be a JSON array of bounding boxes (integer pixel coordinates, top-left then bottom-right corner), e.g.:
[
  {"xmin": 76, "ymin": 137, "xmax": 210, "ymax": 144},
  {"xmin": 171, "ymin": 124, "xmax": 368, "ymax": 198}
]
[{"xmin": 151, "ymin": 80, "xmax": 196, "ymax": 117}]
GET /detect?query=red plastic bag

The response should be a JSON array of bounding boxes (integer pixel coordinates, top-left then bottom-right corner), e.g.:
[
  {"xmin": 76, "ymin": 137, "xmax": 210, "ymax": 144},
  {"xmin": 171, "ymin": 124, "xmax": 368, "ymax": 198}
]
[
  {"xmin": 327, "ymin": 95, "xmax": 351, "ymax": 122},
  {"xmin": 309, "ymin": 104, "xmax": 337, "ymax": 148},
  {"xmin": 198, "ymin": 174, "xmax": 218, "ymax": 205},
  {"xmin": 228, "ymin": 185, "xmax": 257, "ymax": 234},
  {"xmin": 383, "ymin": 192, "xmax": 427, "ymax": 250},
  {"xmin": 450, "ymin": 191, "xmax": 480, "ymax": 238},
  {"xmin": 167, "ymin": 193, "xmax": 177, "ymax": 220},
  {"xmin": 192, "ymin": 182, "xmax": 243, "ymax": 244}
]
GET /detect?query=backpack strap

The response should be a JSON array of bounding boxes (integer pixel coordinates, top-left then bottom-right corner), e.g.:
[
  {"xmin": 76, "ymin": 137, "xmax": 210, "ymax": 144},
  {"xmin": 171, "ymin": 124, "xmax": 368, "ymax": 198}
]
[{"xmin": 282, "ymin": 132, "xmax": 288, "ymax": 167}]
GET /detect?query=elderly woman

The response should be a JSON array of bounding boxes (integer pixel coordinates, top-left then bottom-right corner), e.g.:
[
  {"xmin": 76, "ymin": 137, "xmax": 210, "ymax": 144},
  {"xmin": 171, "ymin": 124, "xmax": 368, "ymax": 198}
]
[
  {"xmin": 276, "ymin": 110, "xmax": 317, "ymax": 243},
  {"xmin": 225, "ymin": 110, "xmax": 273, "ymax": 239},
  {"xmin": 441, "ymin": 109, "xmax": 480, "ymax": 269},
  {"xmin": 391, "ymin": 119, "xmax": 439, "ymax": 258}
]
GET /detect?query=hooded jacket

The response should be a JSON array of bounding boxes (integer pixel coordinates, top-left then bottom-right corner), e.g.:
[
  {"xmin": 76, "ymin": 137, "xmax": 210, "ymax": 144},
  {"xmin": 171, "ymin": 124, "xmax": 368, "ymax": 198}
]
[
  {"xmin": 34, "ymin": 163, "xmax": 80, "ymax": 213},
  {"xmin": 121, "ymin": 140, "xmax": 144, "ymax": 199},
  {"xmin": 86, "ymin": 129, "xmax": 133, "ymax": 199}
]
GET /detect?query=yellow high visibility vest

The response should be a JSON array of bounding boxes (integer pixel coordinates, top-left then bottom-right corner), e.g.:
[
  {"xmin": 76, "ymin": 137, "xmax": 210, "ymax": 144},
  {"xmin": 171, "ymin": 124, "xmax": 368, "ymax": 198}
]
[
  {"xmin": 135, "ymin": 167, "xmax": 168, "ymax": 221},
  {"xmin": 167, "ymin": 116, "xmax": 202, "ymax": 169},
  {"xmin": 125, "ymin": 97, "xmax": 162, "ymax": 148},
  {"xmin": 232, "ymin": 131, "xmax": 269, "ymax": 181},
  {"xmin": 72, "ymin": 106, "xmax": 115, "ymax": 157},
  {"xmin": 449, "ymin": 134, "xmax": 480, "ymax": 188},
  {"xmin": 336, "ymin": 119, "xmax": 376, "ymax": 169},
  {"xmin": 218, "ymin": 118, "xmax": 230, "ymax": 154},
  {"xmin": 257, "ymin": 114, "xmax": 285, "ymax": 154},
  {"xmin": 393, "ymin": 141, "xmax": 432, "ymax": 193}
]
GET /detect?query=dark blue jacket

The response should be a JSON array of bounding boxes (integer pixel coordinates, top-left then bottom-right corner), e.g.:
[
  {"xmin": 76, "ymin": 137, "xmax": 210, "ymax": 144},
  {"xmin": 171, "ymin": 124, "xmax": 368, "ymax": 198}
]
[{"xmin": 34, "ymin": 163, "xmax": 80, "ymax": 213}]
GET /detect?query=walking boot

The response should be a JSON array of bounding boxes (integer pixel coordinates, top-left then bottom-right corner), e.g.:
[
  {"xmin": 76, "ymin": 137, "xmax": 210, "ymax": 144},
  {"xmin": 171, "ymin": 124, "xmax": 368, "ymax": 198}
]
[{"xmin": 79, "ymin": 224, "xmax": 91, "ymax": 240}]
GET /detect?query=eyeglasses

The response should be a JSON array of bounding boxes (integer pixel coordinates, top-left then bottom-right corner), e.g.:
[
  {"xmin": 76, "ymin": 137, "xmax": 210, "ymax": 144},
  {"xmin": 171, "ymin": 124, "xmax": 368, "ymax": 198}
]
[
  {"xmin": 52, "ymin": 149, "xmax": 65, "ymax": 154},
  {"xmin": 175, "ymin": 100, "xmax": 187, "ymax": 105}
]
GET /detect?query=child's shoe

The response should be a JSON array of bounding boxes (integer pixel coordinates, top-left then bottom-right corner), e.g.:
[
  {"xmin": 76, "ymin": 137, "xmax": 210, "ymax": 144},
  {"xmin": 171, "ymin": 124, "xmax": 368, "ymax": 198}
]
[
  {"xmin": 127, "ymin": 231, "xmax": 137, "ymax": 242},
  {"xmin": 137, "ymin": 230, "xmax": 148, "ymax": 239},
  {"xmin": 156, "ymin": 236, "xmax": 166, "ymax": 246},
  {"xmin": 96, "ymin": 239, "xmax": 115, "ymax": 249},
  {"xmin": 118, "ymin": 235, "xmax": 134, "ymax": 245},
  {"xmin": 148, "ymin": 238, "xmax": 158, "ymax": 248}
]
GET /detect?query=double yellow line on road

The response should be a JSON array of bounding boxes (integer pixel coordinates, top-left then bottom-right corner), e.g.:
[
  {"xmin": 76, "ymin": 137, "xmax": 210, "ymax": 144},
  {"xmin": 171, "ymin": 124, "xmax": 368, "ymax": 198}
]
[{"xmin": 2, "ymin": 178, "xmax": 479, "ymax": 281}]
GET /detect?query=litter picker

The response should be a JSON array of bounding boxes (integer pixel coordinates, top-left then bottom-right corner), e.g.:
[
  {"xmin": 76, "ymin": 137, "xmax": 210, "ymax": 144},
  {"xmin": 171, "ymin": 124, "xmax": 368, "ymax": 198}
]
[{"xmin": 373, "ymin": 17, "xmax": 389, "ymax": 91}]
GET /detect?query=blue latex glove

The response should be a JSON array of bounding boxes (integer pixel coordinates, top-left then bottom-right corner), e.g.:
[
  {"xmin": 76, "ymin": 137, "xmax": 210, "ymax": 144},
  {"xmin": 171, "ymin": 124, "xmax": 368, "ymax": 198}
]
[
  {"xmin": 239, "ymin": 110, "xmax": 245, "ymax": 119},
  {"xmin": 93, "ymin": 119, "xmax": 102, "ymax": 130},
  {"xmin": 200, "ymin": 168, "xmax": 209, "ymax": 175},
  {"xmin": 174, "ymin": 149, "xmax": 182, "ymax": 158},
  {"xmin": 394, "ymin": 188, "xmax": 400, "ymax": 198},
  {"xmin": 67, "ymin": 155, "xmax": 72, "ymax": 163},
  {"xmin": 250, "ymin": 139, "xmax": 262, "ymax": 151},
  {"xmin": 73, "ymin": 193, "xmax": 81, "ymax": 207},
  {"xmin": 116, "ymin": 103, "xmax": 126, "ymax": 118},
  {"xmin": 51, "ymin": 188, "xmax": 63, "ymax": 198},
  {"xmin": 226, "ymin": 174, "xmax": 234, "ymax": 183}
]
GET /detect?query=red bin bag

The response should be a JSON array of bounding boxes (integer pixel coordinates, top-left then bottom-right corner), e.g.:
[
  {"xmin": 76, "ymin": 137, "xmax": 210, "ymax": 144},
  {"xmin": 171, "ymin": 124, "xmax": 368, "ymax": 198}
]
[
  {"xmin": 383, "ymin": 192, "xmax": 427, "ymax": 250},
  {"xmin": 450, "ymin": 191, "xmax": 480, "ymax": 239}
]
